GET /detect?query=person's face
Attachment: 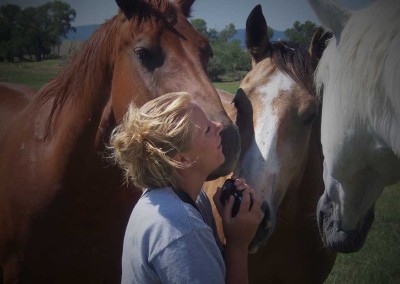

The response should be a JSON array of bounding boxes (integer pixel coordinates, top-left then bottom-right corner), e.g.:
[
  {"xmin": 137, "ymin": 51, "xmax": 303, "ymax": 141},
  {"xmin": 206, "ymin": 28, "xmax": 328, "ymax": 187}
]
[{"xmin": 185, "ymin": 104, "xmax": 225, "ymax": 175}]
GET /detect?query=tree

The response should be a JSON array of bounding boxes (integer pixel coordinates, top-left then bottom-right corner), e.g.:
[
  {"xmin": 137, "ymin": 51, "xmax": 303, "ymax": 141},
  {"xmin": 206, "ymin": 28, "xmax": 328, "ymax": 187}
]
[
  {"xmin": 0, "ymin": 1, "xmax": 76, "ymax": 61},
  {"xmin": 284, "ymin": 20, "xmax": 318, "ymax": 47},
  {"xmin": 209, "ymin": 23, "xmax": 250, "ymax": 81},
  {"xmin": 46, "ymin": 1, "xmax": 76, "ymax": 55},
  {"xmin": 268, "ymin": 26, "xmax": 274, "ymax": 40},
  {"xmin": 190, "ymin": 18, "xmax": 218, "ymax": 42},
  {"xmin": 191, "ymin": 18, "xmax": 207, "ymax": 35},
  {"xmin": 0, "ymin": 4, "xmax": 22, "ymax": 61},
  {"xmin": 219, "ymin": 23, "xmax": 236, "ymax": 42},
  {"xmin": 190, "ymin": 19, "xmax": 251, "ymax": 81}
]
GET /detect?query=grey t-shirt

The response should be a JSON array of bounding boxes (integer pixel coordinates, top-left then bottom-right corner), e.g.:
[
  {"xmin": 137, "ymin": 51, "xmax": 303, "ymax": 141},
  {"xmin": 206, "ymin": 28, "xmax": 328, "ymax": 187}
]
[{"xmin": 121, "ymin": 187, "xmax": 225, "ymax": 284}]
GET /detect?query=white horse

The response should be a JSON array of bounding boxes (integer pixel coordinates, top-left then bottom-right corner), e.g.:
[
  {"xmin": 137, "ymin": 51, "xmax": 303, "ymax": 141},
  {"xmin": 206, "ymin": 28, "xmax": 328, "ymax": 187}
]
[{"xmin": 309, "ymin": 0, "xmax": 400, "ymax": 252}]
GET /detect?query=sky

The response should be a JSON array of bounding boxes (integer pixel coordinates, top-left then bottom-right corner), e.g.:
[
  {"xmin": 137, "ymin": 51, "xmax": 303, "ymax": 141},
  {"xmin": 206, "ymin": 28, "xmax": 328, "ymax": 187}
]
[{"xmin": 1, "ymin": 0, "xmax": 374, "ymax": 31}]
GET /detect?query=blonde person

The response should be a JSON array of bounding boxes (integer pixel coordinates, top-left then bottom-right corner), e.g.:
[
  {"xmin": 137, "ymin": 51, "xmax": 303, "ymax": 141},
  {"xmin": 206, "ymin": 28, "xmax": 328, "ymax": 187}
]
[{"xmin": 110, "ymin": 92, "xmax": 263, "ymax": 284}]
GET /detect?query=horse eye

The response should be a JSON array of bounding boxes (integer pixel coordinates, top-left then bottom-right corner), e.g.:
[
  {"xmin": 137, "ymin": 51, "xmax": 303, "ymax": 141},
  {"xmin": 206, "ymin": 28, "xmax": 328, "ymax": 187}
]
[
  {"xmin": 303, "ymin": 113, "xmax": 317, "ymax": 125},
  {"xmin": 133, "ymin": 46, "xmax": 163, "ymax": 71},
  {"xmin": 134, "ymin": 48, "xmax": 150, "ymax": 61},
  {"xmin": 298, "ymin": 102, "xmax": 317, "ymax": 126}
]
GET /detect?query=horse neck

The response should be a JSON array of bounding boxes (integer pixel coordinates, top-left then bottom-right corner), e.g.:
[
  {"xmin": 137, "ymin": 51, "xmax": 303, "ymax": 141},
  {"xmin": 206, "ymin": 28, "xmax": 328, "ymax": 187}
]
[{"xmin": 36, "ymin": 18, "xmax": 119, "ymax": 146}]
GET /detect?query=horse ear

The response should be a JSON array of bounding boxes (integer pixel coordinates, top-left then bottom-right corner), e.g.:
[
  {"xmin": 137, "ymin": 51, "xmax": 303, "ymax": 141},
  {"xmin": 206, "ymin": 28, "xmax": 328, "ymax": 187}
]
[
  {"xmin": 309, "ymin": 27, "xmax": 333, "ymax": 62},
  {"xmin": 246, "ymin": 5, "xmax": 270, "ymax": 63},
  {"xmin": 115, "ymin": 0, "xmax": 137, "ymax": 18},
  {"xmin": 308, "ymin": 0, "xmax": 352, "ymax": 43},
  {"xmin": 175, "ymin": 0, "xmax": 195, "ymax": 17}
]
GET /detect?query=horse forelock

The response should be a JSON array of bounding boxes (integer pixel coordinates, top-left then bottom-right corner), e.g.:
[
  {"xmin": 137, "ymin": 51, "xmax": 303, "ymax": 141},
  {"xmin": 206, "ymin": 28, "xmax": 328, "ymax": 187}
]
[
  {"xmin": 270, "ymin": 41, "xmax": 316, "ymax": 97},
  {"xmin": 315, "ymin": 0, "xmax": 400, "ymax": 155},
  {"xmin": 125, "ymin": 0, "xmax": 178, "ymax": 34}
]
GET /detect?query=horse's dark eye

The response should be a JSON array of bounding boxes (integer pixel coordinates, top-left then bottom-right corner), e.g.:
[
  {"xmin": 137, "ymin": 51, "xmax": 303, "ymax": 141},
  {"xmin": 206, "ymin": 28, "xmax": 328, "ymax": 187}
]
[
  {"xmin": 303, "ymin": 113, "xmax": 317, "ymax": 125},
  {"xmin": 133, "ymin": 46, "xmax": 163, "ymax": 71},
  {"xmin": 298, "ymin": 104, "xmax": 317, "ymax": 126},
  {"xmin": 134, "ymin": 48, "xmax": 150, "ymax": 61}
]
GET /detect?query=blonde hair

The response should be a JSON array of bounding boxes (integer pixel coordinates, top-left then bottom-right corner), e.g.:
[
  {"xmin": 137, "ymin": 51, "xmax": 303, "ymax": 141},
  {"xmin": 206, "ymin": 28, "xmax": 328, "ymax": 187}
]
[{"xmin": 110, "ymin": 92, "xmax": 195, "ymax": 189}]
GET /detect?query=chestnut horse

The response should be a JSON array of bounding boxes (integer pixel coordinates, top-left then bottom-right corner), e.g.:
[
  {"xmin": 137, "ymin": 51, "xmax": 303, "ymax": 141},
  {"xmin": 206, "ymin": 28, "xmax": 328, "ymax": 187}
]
[
  {"xmin": 0, "ymin": 0, "xmax": 240, "ymax": 283},
  {"xmin": 309, "ymin": 0, "xmax": 400, "ymax": 253},
  {"xmin": 205, "ymin": 5, "xmax": 336, "ymax": 283}
]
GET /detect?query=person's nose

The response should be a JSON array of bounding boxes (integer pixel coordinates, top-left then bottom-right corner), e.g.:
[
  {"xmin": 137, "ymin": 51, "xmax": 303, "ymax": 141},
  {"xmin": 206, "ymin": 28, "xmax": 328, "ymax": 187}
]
[{"xmin": 214, "ymin": 121, "xmax": 223, "ymax": 135}]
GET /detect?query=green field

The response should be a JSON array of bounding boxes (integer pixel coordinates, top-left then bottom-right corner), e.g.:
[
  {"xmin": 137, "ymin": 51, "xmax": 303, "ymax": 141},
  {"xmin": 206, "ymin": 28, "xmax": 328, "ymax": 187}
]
[
  {"xmin": 213, "ymin": 81, "xmax": 240, "ymax": 94},
  {"xmin": 1, "ymin": 59, "xmax": 399, "ymax": 283},
  {"xmin": 325, "ymin": 184, "xmax": 400, "ymax": 284},
  {"xmin": 0, "ymin": 60, "xmax": 66, "ymax": 89}
]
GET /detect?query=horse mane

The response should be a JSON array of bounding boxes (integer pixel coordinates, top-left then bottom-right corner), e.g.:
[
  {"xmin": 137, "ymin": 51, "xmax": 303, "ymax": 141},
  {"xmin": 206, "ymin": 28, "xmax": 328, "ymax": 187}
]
[
  {"xmin": 36, "ymin": 17, "xmax": 120, "ymax": 137},
  {"xmin": 36, "ymin": 0, "xmax": 178, "ymax": 138},
  {"xmin": 315, "ymin": 0, "xmax": 400, "ymax": 154},
  {"xmin": 270, "ymin": 41, "xmax": 316, "ymax": 96}
]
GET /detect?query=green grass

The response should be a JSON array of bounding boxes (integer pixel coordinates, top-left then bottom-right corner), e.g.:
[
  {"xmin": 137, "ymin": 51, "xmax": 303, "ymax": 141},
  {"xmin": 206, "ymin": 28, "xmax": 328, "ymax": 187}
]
[
  {"xmin": 1, "ymin": 59, "xmax": 399, "ymax": 283},
  {"xmin": 0, "ymin": 59, "xmax": 65, "ymax": 89},
  {"xmin": 213, "ymin": 81, "xmax": 240, "ymax": 94},
  {"xmin": 0, "ymin": 60, "xmax": 241, "ymax": 94},
  {"xmin": 325, "ymin": 183, "xmax": 400, "ymax": 284}
]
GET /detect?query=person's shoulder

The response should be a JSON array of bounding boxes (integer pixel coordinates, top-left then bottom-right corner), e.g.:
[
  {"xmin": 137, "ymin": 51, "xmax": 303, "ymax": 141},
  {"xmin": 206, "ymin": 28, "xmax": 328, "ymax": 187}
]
[
  {"xmin": 131, "ymin": 187, "xmax": 209, "ymax": 237},
  {"xmin": 126, "ymin": 187, "xmax": 210, "ymax": 258}
]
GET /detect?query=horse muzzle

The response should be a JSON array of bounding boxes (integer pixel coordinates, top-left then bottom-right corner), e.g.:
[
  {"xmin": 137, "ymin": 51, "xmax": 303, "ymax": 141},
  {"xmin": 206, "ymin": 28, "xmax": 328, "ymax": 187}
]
[
  {"xmin": 317, "ymin": 193, "xmax": 375, "ymax": 253},
  {"xmin": 207, "ymin": 124, "xmax": 240, "ymax": 180},
  {"xmin": 248, "ymin": 201, "xmax": 274, "ymax": 254}
]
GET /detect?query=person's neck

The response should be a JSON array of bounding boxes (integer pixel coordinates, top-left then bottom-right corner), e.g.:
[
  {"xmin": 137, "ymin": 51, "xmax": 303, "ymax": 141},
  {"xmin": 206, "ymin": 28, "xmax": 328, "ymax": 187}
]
[{"xmin": 175, "ymin": 170, "xmax": 207, "ymax": 202}]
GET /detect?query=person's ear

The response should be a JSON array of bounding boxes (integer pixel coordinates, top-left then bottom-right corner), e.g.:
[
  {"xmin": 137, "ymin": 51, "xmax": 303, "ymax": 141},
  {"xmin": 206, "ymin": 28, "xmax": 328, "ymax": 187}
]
[{"xmin": 174, "ymin": 152, "xmax": 193, "ymax": 166}]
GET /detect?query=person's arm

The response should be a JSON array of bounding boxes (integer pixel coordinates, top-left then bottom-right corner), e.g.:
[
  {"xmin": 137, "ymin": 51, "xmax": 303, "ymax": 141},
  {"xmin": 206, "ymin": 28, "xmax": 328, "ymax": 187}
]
[
  {"xmin": 224, "ymin": 237, "xmax": 249, "ymax": 284},
  {"xmin": 214, "ymin": 177, "xmax": 263, "ymax": 284}
]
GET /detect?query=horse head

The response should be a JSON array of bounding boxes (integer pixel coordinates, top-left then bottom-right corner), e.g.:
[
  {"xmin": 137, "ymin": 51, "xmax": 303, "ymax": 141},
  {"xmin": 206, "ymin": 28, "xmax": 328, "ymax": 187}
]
[
  {"xmin": 310, "ymin": 0, "xmax": 400, "ymax": 252},
  {"xmin": 232, "ymin": 5, "xmax": 329, "ymax": 253},
  {"xmin": 105, "ymin": 0, "xmax": 240, "ymax": 179}
]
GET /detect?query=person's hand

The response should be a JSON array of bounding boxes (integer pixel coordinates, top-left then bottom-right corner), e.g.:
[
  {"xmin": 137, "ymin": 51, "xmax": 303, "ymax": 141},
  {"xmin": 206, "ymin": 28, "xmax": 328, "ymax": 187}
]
[{"xmin": 213, "ymin": 175, "xmax": 264, "ymax": 247}]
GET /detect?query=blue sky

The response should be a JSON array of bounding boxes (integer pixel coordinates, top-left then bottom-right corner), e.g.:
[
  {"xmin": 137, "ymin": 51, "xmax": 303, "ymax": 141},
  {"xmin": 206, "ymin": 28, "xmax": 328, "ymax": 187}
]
[{"xmin": 1, "ymin": 0, "xmax": 374, "ymax": 31}]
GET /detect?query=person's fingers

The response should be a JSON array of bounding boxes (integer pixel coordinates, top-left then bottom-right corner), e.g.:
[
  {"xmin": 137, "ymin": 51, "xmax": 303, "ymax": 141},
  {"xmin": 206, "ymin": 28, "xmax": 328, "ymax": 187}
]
[
  {"xmin": 240, "ymin": 190, "xmax": 251, "ymax": 212},
  {"xmin": 222, "ymin": 196, "xmax": 234, "ymax": 221}
]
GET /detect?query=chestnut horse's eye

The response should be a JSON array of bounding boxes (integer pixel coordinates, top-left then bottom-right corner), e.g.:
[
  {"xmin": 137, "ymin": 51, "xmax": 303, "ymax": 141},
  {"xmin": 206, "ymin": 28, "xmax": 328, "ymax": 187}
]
[
  {"xmin": 298, "ymin": 104, "xmax": 317, "ymax": 126},
  {"xmin": 134, "ymin": 47, "xmax": 151, "ymax": 62},
  {"xmin": 133, "ymin": 46, "xmax": 163, "ymax": 71}
]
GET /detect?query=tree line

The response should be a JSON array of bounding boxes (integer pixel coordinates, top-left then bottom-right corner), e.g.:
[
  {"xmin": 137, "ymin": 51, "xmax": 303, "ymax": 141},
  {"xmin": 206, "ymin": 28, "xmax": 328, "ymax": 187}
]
[
  {"xmin": 0, "ymin": 1, "xmax": 76, "ymax": 62},
  {"xmin": 191, "ymin": 18, "xmax": 318, "ymax": 82},
  {"xmin": 0, "ymin": 1, "xmax": 318, "ymax": 82}
]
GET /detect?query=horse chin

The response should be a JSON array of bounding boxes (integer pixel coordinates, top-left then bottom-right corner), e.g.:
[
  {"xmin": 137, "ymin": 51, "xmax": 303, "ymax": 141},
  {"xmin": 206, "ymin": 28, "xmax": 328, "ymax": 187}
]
[
  {"xmin": 248, "ymin": 201, "xmax": 274, "ymax": 254},
  {"xmin": 207, "ymin": 125, "xmax": 240, "ymax": 180},
  {"xmin": 317, "ymin": 194, "xmax": 375, "ymax": 253}
]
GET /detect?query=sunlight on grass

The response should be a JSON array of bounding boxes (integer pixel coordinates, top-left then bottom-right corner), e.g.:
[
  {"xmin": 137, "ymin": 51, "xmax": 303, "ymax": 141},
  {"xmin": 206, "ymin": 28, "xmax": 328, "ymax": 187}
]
[{"xmin": 213, "ymin": 81, "xmax": 240, "ymax": 94}]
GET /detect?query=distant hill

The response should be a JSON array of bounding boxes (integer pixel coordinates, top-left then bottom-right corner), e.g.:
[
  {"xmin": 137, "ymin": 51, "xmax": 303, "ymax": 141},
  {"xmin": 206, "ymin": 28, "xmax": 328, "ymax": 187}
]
[
  {"xmin": 66, "ymin": 25, "xmax": 287, "ymax": 46},
  {"xmin": 65, "ymin": 25, "xmax": 99, "ymax": 41}
]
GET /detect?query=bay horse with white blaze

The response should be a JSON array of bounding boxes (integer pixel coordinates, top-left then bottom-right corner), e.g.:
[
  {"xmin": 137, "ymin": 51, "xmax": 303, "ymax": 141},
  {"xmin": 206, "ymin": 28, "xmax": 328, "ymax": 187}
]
[
  {"xmin": 206, "ymin": 5, "xmax": 336, "ymax": 283},
  {"xmin": 0, "ymin": 0, "xmax": 240, "ymax": 282},
  {"xmin": 309, "ymin": 0, "xmax": 400, "ymax": 253}
]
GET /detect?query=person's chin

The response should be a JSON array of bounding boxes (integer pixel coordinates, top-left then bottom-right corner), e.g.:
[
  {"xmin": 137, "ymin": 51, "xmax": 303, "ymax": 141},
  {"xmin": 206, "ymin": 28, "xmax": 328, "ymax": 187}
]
[{"xmin": 218, "ymin": 155, "xmax": 225, "ymax": 166}]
